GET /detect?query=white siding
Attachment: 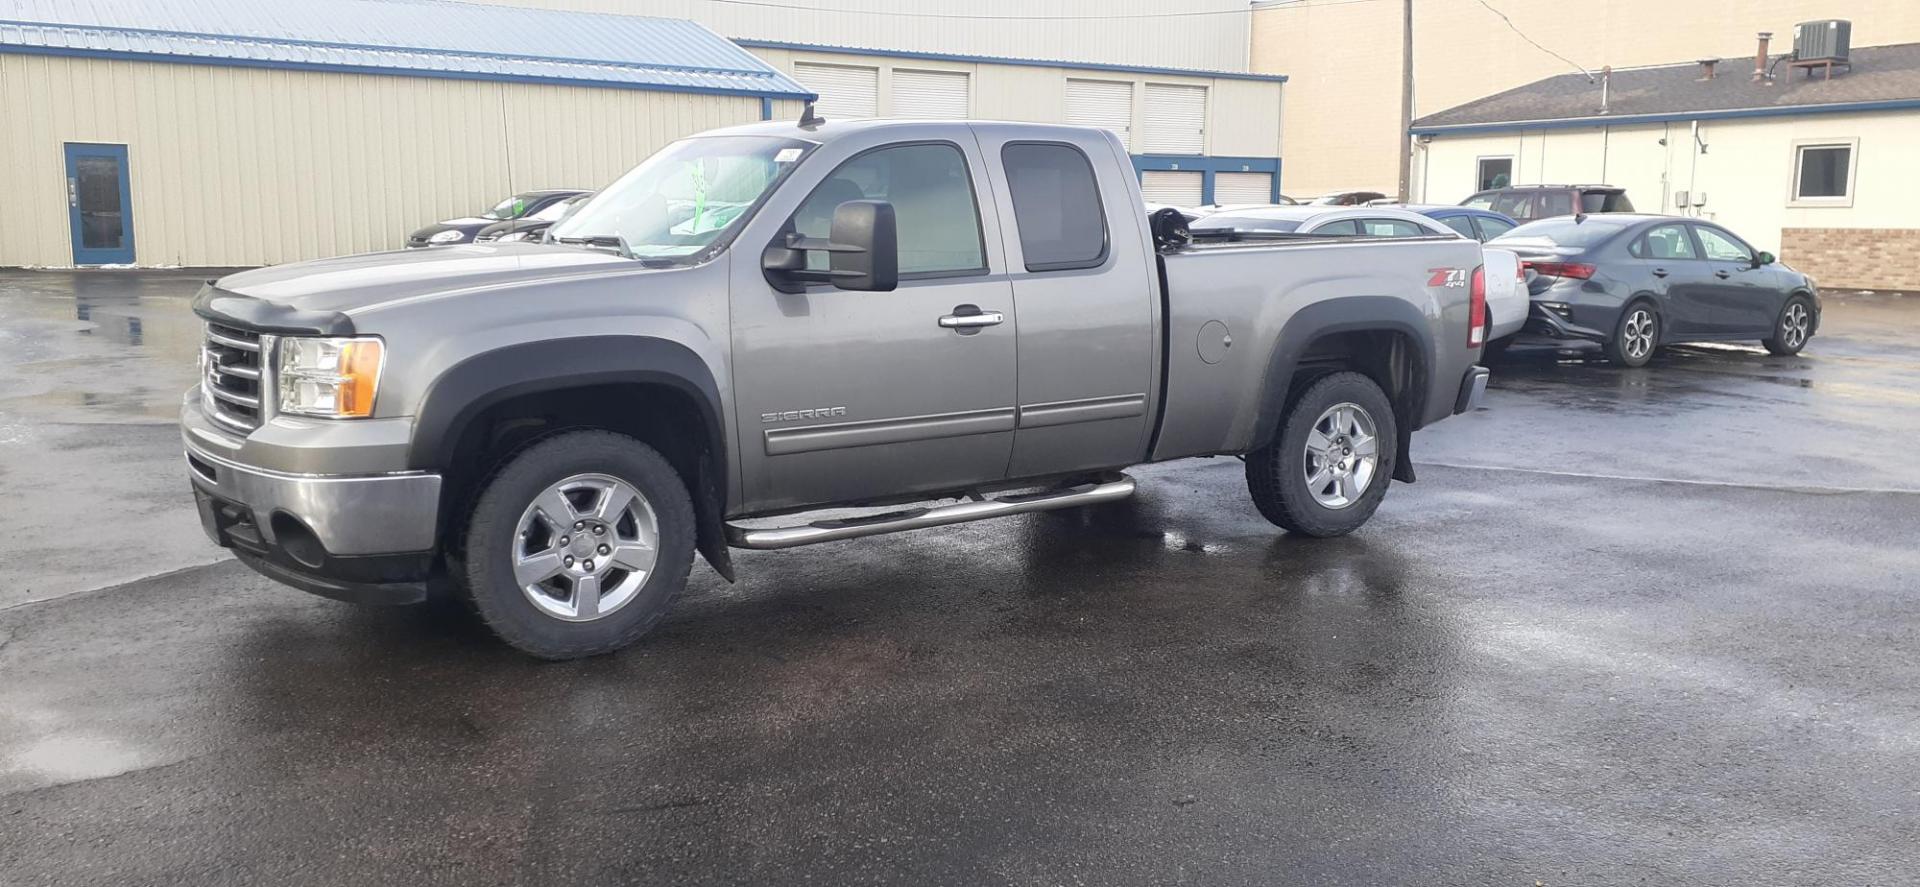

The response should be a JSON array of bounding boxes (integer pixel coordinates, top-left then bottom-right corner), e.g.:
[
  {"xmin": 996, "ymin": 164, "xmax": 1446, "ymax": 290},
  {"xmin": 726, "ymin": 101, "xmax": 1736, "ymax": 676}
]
[
  {"xmin": 793, "ymin": 62, "xmax": 879, "ymax": 119},
  {"xmin": 1143, "ymin": 83, "xmax": 1206, "ymax": 154},
  {"xmin": 0, "ymin": 54, "xmax": 762, "ymax": 267},
  {"xmin": 469, "ymin": 0, "xmax": 1254, "ymax": 72},
  {"xmin": 892, "ymin": 69, "xmax": 969, "ymax": 119},
  {"xmin": 1140, "ymin": 170, "xmax": 1203, "ymax": 205},
  {"xmin": 1213, "ymin": 171, "xmax": 1273, "ymax": 204},
  {"xmin": 1066, "ymin": 79, "xmax": 1135, "ymax": 151}
]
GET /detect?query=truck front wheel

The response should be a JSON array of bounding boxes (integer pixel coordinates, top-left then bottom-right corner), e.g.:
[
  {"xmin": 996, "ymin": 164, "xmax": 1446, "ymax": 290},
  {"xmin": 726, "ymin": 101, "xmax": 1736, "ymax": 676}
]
[
  {"xmin": 1245, "ymin": 371, "xmax": 1398, "ymax": 537},
  {"xmin": 463, "ymin": 430, "xmax": 696, "ymax": 659}
]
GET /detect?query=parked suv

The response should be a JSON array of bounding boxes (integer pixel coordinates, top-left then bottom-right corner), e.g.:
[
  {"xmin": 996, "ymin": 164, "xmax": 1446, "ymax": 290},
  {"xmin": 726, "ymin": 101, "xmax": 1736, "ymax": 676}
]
[{"xmin": 1462, "ymin": 185, "xmax": 1633, "ymax": 222}]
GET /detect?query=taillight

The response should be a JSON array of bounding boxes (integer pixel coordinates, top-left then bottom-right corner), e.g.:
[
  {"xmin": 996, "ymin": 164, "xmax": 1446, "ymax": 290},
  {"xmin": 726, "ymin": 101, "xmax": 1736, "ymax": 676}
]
[
  {"xmin": 1468, "ymin": 264, "xmax": 1487, "ymax": 347},
  {"xmin": 1523, "ymin": 261, "xmax": 1597, "ymax": 280}
]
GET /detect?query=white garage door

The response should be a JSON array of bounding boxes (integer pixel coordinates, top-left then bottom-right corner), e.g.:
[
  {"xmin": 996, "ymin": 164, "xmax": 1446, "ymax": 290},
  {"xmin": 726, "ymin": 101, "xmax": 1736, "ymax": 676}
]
[
  {"xmin": 1066, "ymin": 79, "xmax": 1133, "ymax": 150},
  {"xmin": 1140, "ymin": 170, "xmax": 1203, "ymax": 206},
  {"xmin": 1213, "ymin": 172, "xmax": 1274, "ymax": 205},
  {"xmin": 1143, "ymin": 83, "xmax": 1206, "ymax": 155},
  {"xmin": 893, "ymin": 69, "xmax": 969, "ymax": 119},
  {"xmin": 794, "ymin": 62, "xmax": 878, "ymax": 119}
]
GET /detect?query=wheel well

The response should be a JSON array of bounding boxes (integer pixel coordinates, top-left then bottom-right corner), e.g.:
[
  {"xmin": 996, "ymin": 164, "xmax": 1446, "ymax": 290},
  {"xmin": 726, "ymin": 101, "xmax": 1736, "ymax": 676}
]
[
  {"xmin": 438, "ymin": 383, "xmax": 716, "ymax": 560},
  {"xmin": 1287, "ymin": 329, "xmax": 1424, "ymax": 482}
]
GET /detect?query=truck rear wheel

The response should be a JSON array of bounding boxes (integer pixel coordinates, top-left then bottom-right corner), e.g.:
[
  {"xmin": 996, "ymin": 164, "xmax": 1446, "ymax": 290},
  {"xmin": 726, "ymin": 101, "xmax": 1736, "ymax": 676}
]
[
  {"xmin": 1245, "ymin": 371, "xmax": 1398, "ymax": 537},
  {"xmin": 463, "ymin": 430, "xmax": 695, "ymax": 660}
]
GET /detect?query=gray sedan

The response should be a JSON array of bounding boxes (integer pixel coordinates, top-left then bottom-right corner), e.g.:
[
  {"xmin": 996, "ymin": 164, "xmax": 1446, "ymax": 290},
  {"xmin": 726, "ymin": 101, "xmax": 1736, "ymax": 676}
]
[{"xmin": 1494, "ymin": 214, "xmax": 1820, "ymax": 367}]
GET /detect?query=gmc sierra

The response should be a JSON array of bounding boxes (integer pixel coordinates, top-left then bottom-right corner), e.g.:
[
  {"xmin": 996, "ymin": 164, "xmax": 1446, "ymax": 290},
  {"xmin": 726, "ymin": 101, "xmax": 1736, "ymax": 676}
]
[{"xmin": 182, "ymin": 118, "xmax": 1490, "ymax": 659}]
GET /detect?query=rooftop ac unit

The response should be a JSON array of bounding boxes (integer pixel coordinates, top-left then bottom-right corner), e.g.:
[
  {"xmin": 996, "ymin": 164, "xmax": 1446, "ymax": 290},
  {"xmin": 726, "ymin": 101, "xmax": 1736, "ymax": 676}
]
[{"xmin": 1794, "ymin": 20, "xmax": 1852, "ymax": 63}]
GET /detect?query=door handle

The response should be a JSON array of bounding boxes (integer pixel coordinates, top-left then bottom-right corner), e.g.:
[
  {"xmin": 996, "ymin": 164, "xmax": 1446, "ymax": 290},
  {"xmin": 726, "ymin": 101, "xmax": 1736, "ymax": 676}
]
[
  {"xmin": 1714, "ymin": 270, "xmax": 1732, "ymax": 279},
  {"xmin": 1651, "ymin": 268, "xmax": 1669, "ymax": 278},
  {"xmin": 938, "ymin": 307, "xmax": 1004, "ymax": 330}
]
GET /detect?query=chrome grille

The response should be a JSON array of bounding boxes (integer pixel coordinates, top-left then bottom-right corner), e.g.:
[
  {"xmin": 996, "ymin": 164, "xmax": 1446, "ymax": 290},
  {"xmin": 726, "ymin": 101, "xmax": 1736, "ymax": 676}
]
[{"xmin": 201, "ymin": 321, "xmax": 269, "ymax": 432}]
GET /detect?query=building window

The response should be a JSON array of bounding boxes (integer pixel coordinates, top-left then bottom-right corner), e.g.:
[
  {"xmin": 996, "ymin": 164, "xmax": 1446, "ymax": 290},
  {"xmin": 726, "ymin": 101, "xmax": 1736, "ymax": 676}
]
[
  {"xmin": 1477, "ymin": 156, "xmax": 1513, "ymax": 191},
  {"xmin": 1790, "ymin": 140, "xmax": 1856, "ymax": 206}
]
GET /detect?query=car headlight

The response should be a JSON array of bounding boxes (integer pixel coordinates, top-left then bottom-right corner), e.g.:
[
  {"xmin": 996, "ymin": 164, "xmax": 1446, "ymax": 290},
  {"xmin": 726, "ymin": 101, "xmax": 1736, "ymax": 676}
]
[
  {"xmin": 428, "ymin": 229, "xmax": 466, "ymax": 244},
  {"xmin": 277, "ymin": 337, "xmax": 384, "ymax": 418}
]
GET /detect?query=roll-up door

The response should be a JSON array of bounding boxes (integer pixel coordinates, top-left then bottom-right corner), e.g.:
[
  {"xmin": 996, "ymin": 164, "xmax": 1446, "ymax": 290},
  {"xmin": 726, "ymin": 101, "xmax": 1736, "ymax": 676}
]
[
  {"xmin": 794, "ymin": 62, "xmax": 879, "ymax": 119},
  {"xmin": 893, "ymin": 69, "xmax": 969, "ymax": 119},
  {"xmin": 1212, "ymin": 172, "xmax": 1274, "ymax": 205},
  {"xmin": 1066, "ymin": 79, "xmax": 1134, "ymax": 150},
  {"xmin": 1140, "ymin": 170, "xmax": 1203, "ymax": 206},
  {"xmin": 1143, "ymin": 84, "xmax": 1206, "ymax": 154}
]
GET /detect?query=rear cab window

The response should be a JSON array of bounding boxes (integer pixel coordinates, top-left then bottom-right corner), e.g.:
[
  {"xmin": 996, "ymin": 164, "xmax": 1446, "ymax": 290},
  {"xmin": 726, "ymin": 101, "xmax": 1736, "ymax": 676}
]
[{"xmin": 1001, "ymin": 142, "xmax": 1109, "ymax": 271}]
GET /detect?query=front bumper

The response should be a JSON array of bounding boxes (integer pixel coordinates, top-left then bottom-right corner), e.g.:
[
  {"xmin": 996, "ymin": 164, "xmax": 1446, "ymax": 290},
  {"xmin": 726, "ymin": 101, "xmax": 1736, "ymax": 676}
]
[{"xmin": 184, "ymin": 405, "xmax": 443, "ymax": 605}]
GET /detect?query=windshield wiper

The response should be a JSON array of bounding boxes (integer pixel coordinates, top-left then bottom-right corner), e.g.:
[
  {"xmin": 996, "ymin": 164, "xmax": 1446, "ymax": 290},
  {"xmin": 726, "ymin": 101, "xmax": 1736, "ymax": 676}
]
[{"xmin": 552, "ymin": 234, "xmax": 635, "ymax": 259}]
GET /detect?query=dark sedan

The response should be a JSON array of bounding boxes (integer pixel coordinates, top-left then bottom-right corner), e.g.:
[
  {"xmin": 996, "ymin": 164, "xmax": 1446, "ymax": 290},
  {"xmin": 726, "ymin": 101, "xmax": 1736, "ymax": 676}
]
[
  {"xmin": 475, "ymin": 193, "xmax": 593, "ymax": 244},
  {"xmin": 1493, "ymin": 214, "xmax": 1819, "ymax": 367},
  {"xmin": 406, "ymin": 189, "xmax": 590, "ymax": 248}
]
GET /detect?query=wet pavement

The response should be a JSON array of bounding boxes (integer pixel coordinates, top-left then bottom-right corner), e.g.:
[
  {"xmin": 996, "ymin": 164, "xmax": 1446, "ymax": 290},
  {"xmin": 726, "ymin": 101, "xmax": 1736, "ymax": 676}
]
[{"xmin": 3, "ymin": 271, "xmax": 1918, "ymax": 885}]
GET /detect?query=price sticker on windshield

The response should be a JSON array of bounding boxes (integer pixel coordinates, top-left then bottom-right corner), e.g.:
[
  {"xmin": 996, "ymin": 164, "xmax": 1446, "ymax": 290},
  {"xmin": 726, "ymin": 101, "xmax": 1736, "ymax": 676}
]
[{"xmin": 775, "ymin": 148, "xmax": 804, "ymax": 163}]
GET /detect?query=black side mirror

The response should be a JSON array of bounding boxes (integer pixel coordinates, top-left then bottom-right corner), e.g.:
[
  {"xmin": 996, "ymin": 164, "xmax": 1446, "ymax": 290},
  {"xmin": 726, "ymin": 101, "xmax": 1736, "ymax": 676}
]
[
  {"xmin": 1753, "ymin": 251, "xmax": 1776, "ymax": 267},
  {"xmin": 761, "ymin": 200, "xmax": 899, "ymax": 293}
]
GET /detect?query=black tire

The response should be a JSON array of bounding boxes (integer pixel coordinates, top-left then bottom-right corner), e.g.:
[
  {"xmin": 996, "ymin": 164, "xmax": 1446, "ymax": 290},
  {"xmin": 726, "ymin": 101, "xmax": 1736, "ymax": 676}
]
[
  {"xmin": 1604, "ymin": 301, "xmax": 1659, "ymax": 368},
  {"xmin": 1763, "ymin": 296, "xmax": 1814, "ymax": 355},
  {"xmin": 463, "ymin": 430, "xmax": 695, "ymax": 660},
  {"xmin": 1245, "ymin": 371, "xmax": 1398, "ymax": 538}
]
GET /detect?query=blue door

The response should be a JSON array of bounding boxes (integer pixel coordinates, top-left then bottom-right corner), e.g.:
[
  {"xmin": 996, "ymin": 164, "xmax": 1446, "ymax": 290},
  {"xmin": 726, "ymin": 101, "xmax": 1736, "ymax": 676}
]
[{"xmin": 64, "ymin": 143, "xmax": 135, "ymax": 265}]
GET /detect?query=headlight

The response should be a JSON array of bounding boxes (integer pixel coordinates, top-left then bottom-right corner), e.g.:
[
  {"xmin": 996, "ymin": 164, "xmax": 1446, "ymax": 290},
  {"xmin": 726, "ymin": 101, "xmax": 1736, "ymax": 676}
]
[
  {"xmin": 428, "ymin": 229, "xmax": 466, "ymax": 244},
  {"xmin": 277, "ymin": 337, "xmax": 384, "ymax": 418}
]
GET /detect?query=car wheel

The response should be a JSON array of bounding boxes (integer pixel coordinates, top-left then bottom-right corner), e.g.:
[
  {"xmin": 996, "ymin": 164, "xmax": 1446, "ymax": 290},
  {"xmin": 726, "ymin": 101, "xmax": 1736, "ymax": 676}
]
[
  {"xmin": 1245, "ymin": 371, "xmax": 1397, "ymax": 538},
  {"xmin": 463, "ymin": 430, "xmax": 695, "ymax": 660},
  {"xmin": 1604, "ymin": 302, "xmax": 1659, "ymax": 368},
  {"xmin": 1763, "ymin": 297, "xmax": 1814, "ymax": 355}
]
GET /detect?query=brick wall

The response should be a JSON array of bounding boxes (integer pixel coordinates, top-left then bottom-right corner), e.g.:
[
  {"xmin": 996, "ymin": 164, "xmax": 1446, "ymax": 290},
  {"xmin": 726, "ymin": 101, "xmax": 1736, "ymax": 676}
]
[{"xmin": 1781, "ymin": 228, "xmax": 1920, "ymax": 292}]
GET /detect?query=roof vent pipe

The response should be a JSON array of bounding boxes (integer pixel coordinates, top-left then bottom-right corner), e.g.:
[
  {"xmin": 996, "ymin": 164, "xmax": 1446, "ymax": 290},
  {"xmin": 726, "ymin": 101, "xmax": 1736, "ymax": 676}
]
[
  {"xmin": 1754, "ymin": 31, "xmax": 1774, "ymax": 82},
  {"xmin": 1698, "ymin": 58, "xmax": 1717, "ymax": 80}
]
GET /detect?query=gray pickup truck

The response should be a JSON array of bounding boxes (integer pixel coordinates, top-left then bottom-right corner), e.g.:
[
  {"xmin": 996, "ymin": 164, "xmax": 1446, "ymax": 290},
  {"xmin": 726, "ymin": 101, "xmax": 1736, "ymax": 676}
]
[{"xmin": 182, "ymin": 118, "xmax": 1490, "ymax": 659}]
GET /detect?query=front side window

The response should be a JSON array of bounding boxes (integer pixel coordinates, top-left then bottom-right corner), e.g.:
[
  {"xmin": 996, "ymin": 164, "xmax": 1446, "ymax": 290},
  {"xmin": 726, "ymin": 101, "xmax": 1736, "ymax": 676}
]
[
  {"xmin": 550, "ymin": 135, "xmax": 813, "ymax": 264},
  {"xmin": 1002, "ymin": 143, "xmax": 1107, "ymax": 271},
  {"xmin": 1694, "ymin": 226, "xmax": 1752, "ymax": 262},
  {"xmin": 1639, "ymin": 224, "xmax": 1699, "ymax": 260},
  {"xmin": 1792, "ymin": 142, "xmax": 1854, "ymax": 203},
  {"xmin": 791, "ymin": 142, "xmax": 985, "ymax": 276}
]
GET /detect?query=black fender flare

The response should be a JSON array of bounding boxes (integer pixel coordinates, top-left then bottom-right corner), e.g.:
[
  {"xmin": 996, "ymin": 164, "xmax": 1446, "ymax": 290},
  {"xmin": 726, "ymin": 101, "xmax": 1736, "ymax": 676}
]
[
  {"xmin": 409, "ymin": 336, "xmax": 734, "ymax": 580},
  {"xmin": 1251, "ymin": 296, "xmax": 1435, "ymax": 482}
]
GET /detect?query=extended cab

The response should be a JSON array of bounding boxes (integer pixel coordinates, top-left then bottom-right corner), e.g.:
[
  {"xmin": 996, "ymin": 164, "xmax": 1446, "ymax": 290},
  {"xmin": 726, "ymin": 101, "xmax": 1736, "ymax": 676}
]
[{"xmin": 183, "ymin": 118, "xmax": 1491, "ymax": 659}]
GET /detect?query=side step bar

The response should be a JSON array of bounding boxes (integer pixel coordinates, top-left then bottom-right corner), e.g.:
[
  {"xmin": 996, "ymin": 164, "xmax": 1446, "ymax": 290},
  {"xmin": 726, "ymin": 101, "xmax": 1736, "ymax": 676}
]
[{"xmin": 726, "ymin": 475, "xmax": 1136, "ymax": 550}]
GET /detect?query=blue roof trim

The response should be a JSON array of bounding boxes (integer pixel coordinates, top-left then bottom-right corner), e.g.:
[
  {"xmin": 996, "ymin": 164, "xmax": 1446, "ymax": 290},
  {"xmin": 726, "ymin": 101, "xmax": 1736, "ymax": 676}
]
[
  {"xmin": 0, "ymin": 0, "xmax": 814, "ymax": 98},
  {"xmin": 1413, "ymin": 98, "xmax": 1920, "ymax": 135},
  {"xmin": 733, "ymin": 39, "xmax": 1289, "ymax": 83}
]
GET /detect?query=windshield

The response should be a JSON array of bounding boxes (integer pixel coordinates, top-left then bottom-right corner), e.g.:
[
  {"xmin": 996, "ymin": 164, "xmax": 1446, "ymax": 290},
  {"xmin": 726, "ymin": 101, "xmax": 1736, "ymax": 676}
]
[
  {"xmin": 549, "ymin": 136, "xmax": 814, "ymax": 263},
  {"xmin": 481, "ymin": 193, "xmax": 545, "ymax": 221}
]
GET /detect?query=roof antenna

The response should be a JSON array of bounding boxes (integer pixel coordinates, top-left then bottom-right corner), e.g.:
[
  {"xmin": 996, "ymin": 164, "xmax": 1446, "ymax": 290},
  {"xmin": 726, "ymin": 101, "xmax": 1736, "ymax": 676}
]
[{"xmin": 798, "ymin": 100, "xmax": 825, "ymax": 130}]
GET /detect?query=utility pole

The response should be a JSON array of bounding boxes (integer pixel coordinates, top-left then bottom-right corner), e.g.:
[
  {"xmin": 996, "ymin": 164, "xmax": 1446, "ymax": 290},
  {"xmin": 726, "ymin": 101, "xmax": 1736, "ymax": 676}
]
[{"xmin": 1397, "ymin": 0, "xmax": 1414, "ymax": 202}]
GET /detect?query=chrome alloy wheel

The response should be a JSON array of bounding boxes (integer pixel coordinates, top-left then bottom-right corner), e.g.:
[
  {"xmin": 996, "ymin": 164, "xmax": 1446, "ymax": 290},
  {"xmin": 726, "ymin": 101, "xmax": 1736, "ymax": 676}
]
[
  {"xmin": 1303, "ymin": 402, "xmax": 1379, "ymax": 510},
  {"xmin": 1622, "ymin": 308, "xmax": 1656, "ymax": 361},
  {"xmin": 512, "ymin": 473, "xmax": 659, "ymax": 622},
  {"xmin": 1783, "ymin": 302, "xmax": 1811, "ymax": 349}
]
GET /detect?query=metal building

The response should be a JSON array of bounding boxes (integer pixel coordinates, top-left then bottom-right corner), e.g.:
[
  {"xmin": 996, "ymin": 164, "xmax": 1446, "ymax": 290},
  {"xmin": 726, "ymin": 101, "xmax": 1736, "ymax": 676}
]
[{"xmin": 0, "ymin": 0, "xmax": 1283, "ymax": 268}]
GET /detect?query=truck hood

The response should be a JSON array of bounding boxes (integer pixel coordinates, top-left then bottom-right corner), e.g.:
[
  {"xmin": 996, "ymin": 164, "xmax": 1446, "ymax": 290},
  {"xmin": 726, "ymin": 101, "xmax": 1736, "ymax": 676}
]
[{"xmin": 213, "ymin": 244, "xmax": 636, "ymax": 317}]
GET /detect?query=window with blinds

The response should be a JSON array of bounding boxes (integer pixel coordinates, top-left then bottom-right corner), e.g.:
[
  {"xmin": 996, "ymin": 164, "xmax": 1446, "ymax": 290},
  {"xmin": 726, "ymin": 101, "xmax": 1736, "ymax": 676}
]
[
  {"xmin": 1143, "ymin": 83, "xmax": 1206, "ymax": 155},
  {"xmin": 793, "ymin": 62, "xmax": 879, "ymax": 120}
]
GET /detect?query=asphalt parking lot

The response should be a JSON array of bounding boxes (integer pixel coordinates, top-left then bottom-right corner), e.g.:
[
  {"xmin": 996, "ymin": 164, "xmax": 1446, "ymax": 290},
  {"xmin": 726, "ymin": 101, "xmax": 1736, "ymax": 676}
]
[{"xmin": 3, "ymin": 270, "xmax": 1918, "ymax": 885}]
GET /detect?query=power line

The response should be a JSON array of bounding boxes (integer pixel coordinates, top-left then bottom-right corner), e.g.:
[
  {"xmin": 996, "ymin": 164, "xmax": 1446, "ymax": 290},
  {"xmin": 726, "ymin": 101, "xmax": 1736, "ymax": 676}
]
[
  {"xmin": 1471, "ymin": 0, "xmax": 1594, "ymax": 81},
  {"xmin": 702, "ymin": 0, "xmax": 1393, "ymax": 20}
]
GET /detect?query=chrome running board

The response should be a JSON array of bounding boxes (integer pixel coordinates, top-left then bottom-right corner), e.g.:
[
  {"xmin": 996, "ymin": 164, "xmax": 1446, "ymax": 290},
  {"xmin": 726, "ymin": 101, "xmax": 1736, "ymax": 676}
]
[{"xmin": 725, "ymin": 475, "xmax": 1136, "ymax": 550}]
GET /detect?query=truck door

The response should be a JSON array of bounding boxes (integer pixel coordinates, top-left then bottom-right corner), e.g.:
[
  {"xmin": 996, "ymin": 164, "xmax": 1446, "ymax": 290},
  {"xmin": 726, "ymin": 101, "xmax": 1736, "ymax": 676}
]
[
  {"xmin": 973, "ymin": 126, "xmax": 1157, "ymax": 478},
  {"xmin": 729, "ymin": 138, "xmax": 1018, "ymax": 512}
]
